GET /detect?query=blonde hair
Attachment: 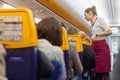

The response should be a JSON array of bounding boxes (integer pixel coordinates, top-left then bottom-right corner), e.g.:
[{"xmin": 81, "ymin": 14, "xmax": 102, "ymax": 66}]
[{"xmin": 85, "ymin": 6, "xmax": 97, "ymax": 16}]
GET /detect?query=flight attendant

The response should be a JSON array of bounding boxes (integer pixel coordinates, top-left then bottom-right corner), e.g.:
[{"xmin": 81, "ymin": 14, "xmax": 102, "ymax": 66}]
[{"xmin": 84, "ymin": 6, "xmax": 112, "ymax": 80}]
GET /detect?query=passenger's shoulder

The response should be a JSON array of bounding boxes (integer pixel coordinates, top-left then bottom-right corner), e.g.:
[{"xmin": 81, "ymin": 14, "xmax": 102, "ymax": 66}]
[
  {"xmin": 53, "ymin": 46, "xmax": 63, "ymax": 54},
  {"xmin": 0, "ymin": 44, "xmax": 6, "ymax": 54}
]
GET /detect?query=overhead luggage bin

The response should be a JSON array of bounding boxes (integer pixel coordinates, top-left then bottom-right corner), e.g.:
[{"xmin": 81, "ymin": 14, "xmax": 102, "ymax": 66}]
[{"xmin": 36, "ymin": 0, "xmax": 90, "ymax": 34}]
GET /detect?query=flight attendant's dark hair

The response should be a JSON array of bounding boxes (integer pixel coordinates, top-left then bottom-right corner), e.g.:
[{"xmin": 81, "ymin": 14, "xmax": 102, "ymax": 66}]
[{"xmin": 85, "ymin": 6, "xmax": 97, "ymax": 16}]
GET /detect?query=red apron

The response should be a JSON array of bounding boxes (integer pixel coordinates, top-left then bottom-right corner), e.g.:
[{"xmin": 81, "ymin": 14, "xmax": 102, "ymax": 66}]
[{"xmin": 92, "ymin": 39, "xmax": 111, "ymax": 73}]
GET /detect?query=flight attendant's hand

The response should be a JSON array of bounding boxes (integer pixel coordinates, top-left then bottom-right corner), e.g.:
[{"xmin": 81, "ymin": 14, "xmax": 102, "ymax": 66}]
[{"xmin": 91, "ymin": 34, "xmax": 97, "ymax": 41}]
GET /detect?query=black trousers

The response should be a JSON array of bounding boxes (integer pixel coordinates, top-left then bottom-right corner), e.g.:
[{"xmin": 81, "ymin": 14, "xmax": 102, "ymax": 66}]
[{"xmin": 96, "ymin": 72, "xmax": 110, "ymax": 80}]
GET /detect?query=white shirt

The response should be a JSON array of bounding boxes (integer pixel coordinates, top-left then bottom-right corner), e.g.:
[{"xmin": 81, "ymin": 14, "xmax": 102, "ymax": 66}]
[{"xmin": 91, "ymin": 17, "xmax": 110, "ymax": 40}]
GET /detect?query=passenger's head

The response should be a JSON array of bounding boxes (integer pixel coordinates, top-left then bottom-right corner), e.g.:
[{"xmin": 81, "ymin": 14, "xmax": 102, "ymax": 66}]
[
  {"xmin": 67, "ymin": 27, "xmax": 79, "ymax": 42},
  {"xmin": 84, "ymin": 6, "xmax": 97, "ymax": 21},
  {"xmin": 37, "ymin": 17, "xmax": 62, "ymax": 46},
  {"xmin": 67, "ymin": 27, "xmax": 79, "ymax": 34},
  {"xmin": 61, "ymin": 22, "xmax": 67, "ymax": 30}
]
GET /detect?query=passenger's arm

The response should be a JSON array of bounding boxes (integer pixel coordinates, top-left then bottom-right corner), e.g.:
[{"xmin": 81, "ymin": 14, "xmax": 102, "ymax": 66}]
[{"xmin": 0, "ymin": 45, "xmax": 7, "ymax": 80}]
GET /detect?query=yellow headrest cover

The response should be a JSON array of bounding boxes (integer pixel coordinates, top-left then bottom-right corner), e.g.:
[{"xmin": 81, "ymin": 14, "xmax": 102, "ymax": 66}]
[
  {"xmin": 82, "ymin": 39, "xmax": 91, "ymax": 45},
  {"xmin": 68, "ymin": 34, "xmax": 83, "ymax": 52},
  {"xmin": 60, "ymin": 27, "xmax": 69, "ymax": 50},
  {"xmin": 0, "ymin": 8, "xmax": 38, "ymax": 48}
]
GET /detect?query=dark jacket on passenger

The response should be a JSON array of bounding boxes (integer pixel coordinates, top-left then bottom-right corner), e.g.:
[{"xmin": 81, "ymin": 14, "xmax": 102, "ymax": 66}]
[
  {"xmin": 68, "ymin": 41, "xmax": 83, "ymax": 78},
  {"xmin": 37, "ymin": 50, "xmax": 54, "ymax": 79}
]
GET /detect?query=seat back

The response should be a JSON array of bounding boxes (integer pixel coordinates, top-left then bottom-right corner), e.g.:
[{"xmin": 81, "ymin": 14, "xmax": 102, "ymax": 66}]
[
  {"xmin": 60, "ymin": 27, "xmax": 69, "ymax": 50},
  {"xmin": 6, "ymin": 47, "xmax": 38, "ymax": 80},
  {"xmin": 82, "ymin": 39, "xmax": 91, "ymax": 45},
  {"xmin": 60, "ymin": 27, "xmax": 70, "ymax": 79},
  {"xmin": 0, "ymin": 8, "xmax": 38, "ymax": 80},
  {"xmin": 67, "ymin": 34, "xmax": 83, "ymax": 53},
  {"xmin": 68, "ymin": 34, "xmax": 83, "ymax": 63}
]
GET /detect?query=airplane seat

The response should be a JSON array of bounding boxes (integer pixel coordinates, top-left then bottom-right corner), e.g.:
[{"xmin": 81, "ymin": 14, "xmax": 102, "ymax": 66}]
[
  {"xmin": 60, "ymin": 27, "xmax": 70, "ymax": 80},
  {"xmin": 0, "ymin": 8, "xmax": 38, "ymax": 80},
  {"xmin": 82, "ymin": 39, "xmax": 91, "ymax": 45},
  {"xmin": 67, "ymin": 34, "xmax": 83, "ymax": 64},
  {"xmin": 6, "ymin": 47, "xmax": 38, "ymax": 80}
]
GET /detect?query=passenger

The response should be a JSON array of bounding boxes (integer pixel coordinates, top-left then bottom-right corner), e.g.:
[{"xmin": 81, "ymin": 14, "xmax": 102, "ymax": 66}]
[
  {"xmin": 61, "ymin": 22, "xmax": 68, "ymax": 30},
  {"xmin": 37, "ymin": 48, "xmax": 55, "ymax": 79},
  {"xmin": 37, "ymin": 17, "xmax": 66, "ymax": 80},
  {"xmin": 79, "ymin": 31, "xmax": 96, "ymax": 80},
  {"xmin": 84, "ymin": 6, "xmax": 112, "ymax": 80},
  {"xmin": 112, "ymin": 42, "xmax": 120, "ymax": 80},
  {"xmin": 67, "ymin": 27, "xmax": 83, "ymax": 80},
  {"xmin": 0, "ymin": 45, "xmax": 7, "ymax": 80}
]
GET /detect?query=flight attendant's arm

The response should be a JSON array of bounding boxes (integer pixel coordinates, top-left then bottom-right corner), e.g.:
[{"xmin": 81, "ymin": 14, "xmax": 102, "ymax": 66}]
[
  {"xmin": 91, "ymin": 29, "xmax": 112, "ymax": 41},
  {"xmin": 91, "ymin": 17, "xmax": 112, "ymax": 40},
  {"xmin": 96, "ymin": 28, "xmax": 112, "ymax": 37},
  {"xmin": 97, "ymin": 17, "xmax": 112, "ymax": 36}
]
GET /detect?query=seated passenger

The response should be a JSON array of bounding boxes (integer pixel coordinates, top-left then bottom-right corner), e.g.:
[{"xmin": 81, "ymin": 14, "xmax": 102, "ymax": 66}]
[
  {"xmin": 37, "ymin": 17, "xmax": 66, "ymax": 80},
  {"xmin": 37, "ymin": 48, "xmax": 54, "ymax": 79},
  {"xmin": 79, "ymin": 31, "xmax": 96, "ymax": 80},
  {"xmin": 67, "ymin": 27, "xmax": 83, "ymax": 80},
  {"xmin": 0, "ymin": 45, "xmax": 7, "ymax": 80}
]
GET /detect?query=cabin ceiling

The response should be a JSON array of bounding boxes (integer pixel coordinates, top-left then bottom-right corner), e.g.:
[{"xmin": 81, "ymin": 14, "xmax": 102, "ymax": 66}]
[
  {"xmin": 0, "ymin": 0, "xmax": 52, "ymax": 19},
  {"xmin": 55, "ymin": 0, "xmax": 120, "ymax": 25},
  {"xmin": 89, "ymin": 0, "xmax": 120, "ymax": 25},
  {"xmin": 0, "ymin": 0, "xmax": 74, "ymax": 28},
  {"xmin": 1, "ymin": 0, "xmax": 120, "ymax": 26}
]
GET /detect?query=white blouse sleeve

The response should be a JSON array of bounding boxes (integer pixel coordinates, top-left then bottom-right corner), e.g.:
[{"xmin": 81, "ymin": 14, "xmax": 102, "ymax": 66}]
[{"xmin": 99, "ymin": 17, "xmax": 110, "ymax": 30}]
